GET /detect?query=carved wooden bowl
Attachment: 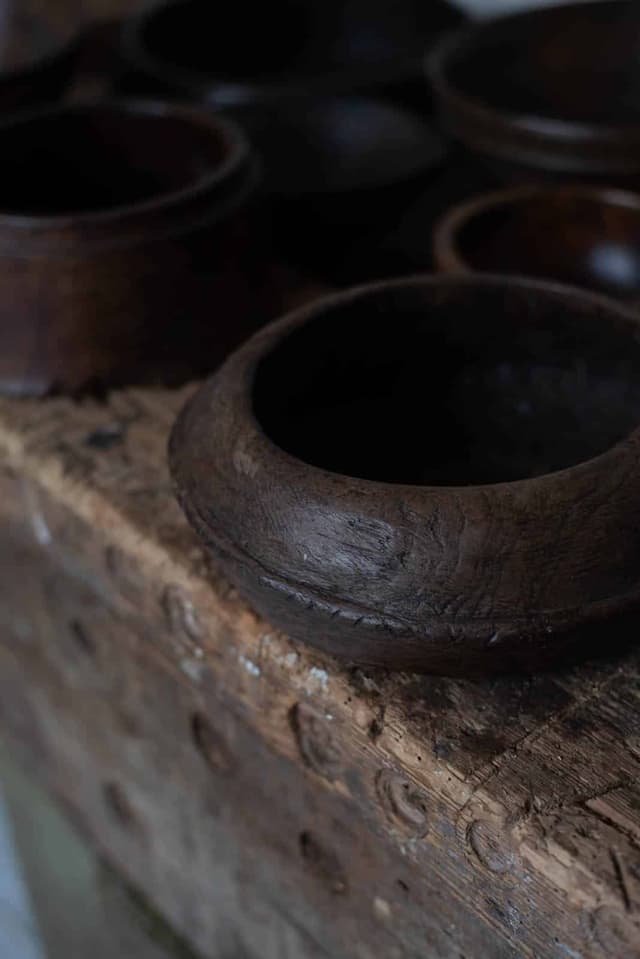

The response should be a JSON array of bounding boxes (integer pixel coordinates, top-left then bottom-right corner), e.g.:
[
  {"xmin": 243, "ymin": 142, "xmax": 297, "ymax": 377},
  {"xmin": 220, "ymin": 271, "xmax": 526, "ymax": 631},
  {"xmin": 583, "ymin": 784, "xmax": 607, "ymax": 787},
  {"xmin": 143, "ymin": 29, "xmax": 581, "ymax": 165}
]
[
  {"xmin": 434, "ymin": 186, "xmax": 640, "ymax": 300},
  {"xmin": 121, "ymin": 0, "xmax": 464, "ymax": 108},
  {"xmin": 0, "ymin": 8, "xmax": 77, "ymax": 113},
  {"xmin": 427, "ymin": 1, "xmax": 640, "ymax": 182},
  {"xmin": 170, "ymin": 275, "xmax": 640, "ymax": 675},
  {"xmin": 243, "ymin": 94, "xmax": 446, "ymax": 281},
  {"xmin": 0, "ymin": 99, "xmax": 265, "ymax": 396}
]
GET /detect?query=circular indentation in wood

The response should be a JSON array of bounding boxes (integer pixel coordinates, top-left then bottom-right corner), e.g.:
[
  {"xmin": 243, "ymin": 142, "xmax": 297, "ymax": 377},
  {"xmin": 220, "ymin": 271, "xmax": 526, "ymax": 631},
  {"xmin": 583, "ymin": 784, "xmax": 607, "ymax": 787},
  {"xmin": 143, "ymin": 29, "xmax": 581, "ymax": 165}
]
[
  {"xmin": 299, "ymin": 831, "xmax": 348, "ymax": 895},
  {"xmin": 190, "ymin": 712, "xmax": 233, "ymax": 773},
  {"xmin": 376, "ymin": 769, "xmax": 429, "ymax": 837},
  {"xmin": 290, "ymin": 702, "xmax": 343, "ymax": 781},
  {"xmin": 84, "ymin": 422, "xmax": 125, "ymax": 450},
  {"xmin": 467, "ymin": 819, "xmax": 516, "ymax": 875},
  {"xmin": 162, "ymin": 585, "xmax": 204, "ymax": 644},
  {"xmin": 103, "ymin": 782, "xmax": 137, "ymax": 830}
]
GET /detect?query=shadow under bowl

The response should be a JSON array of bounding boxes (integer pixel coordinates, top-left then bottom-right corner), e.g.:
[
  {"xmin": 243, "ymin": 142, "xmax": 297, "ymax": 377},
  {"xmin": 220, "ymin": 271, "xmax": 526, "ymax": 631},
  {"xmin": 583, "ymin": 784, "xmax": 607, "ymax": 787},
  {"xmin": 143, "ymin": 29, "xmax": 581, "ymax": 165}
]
[
  {"xmin": 169, "ymin": 275, "xmax": 640, "ymax": 675},
  {"xmin": 427, "ymin": 0, "xmax": 640, "ymax": 182},
  {"xmin": 121, "ymin": 0, "xmax": 464, "ymax": 108},
  {"xmin": 434, "ymin": 185, "xmax": 640, "ymax": 301},
  {"xmin": 0, "ymin": 99, "xmax": 262, "ymax": 395}
]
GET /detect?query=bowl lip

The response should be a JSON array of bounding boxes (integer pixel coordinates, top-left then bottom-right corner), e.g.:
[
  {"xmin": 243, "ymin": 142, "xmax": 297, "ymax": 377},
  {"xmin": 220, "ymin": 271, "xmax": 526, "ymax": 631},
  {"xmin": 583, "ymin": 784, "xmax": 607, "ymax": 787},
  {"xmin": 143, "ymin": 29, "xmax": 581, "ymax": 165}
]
[
  {"xmin": 0, "ymin": 96, "xmax": 253, "ymax": 230},
  {"xmin": 194, "ymin": 271, "xmax": 640, "ymax": 497},
  {"xmin": 433, "ymin": 183, "xmax": 640, "ymax": 274},
  {"xmin": 426, "ymin": 0, "xmax": 640, "ymax": 170},
  {"xmin": 122, "ymin": 0, "xmax": 461, "ymax": 105},
  {"xmin": 0, "ymin": 21, "xmax": 79, "ymax": 83}
]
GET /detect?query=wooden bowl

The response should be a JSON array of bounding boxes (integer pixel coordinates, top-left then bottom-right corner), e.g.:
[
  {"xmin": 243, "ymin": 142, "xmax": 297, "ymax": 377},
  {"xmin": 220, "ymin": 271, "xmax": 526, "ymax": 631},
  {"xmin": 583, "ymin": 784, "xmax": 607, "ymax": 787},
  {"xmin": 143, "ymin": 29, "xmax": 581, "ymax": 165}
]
[
  {"xmin": 427, "ymin": 1, "xmax": 640, "ymax": 182},
  {"xmin": 0, "ymin": 10, "xmax": 77, "ymax": 113},
  {"xmin": 239, "ymin": 94, "xmax": 446, "ymax": 282},
  {"xmin": 0, "ymin": 99, "xmax": 266, "ymax": 396},
  {"xmin": 121, "ymin": 0, "xmax": 464, "ymax": 108},
  {"xmin": 169, "ymin": 275, "xmax": 640, "ymax": 675},
  {"xmin": 434, "ymin": 185, "xmax": 640, "ymax": 300}
]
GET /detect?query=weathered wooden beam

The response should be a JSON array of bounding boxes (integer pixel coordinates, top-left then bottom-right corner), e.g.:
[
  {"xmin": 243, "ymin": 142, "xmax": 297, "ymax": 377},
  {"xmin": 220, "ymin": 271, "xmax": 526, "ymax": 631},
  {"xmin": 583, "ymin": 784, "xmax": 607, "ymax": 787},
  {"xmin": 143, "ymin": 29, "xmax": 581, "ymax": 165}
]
[{"xmin": 1, "ymin": 386, "xmax": 640, "ymax": 958}]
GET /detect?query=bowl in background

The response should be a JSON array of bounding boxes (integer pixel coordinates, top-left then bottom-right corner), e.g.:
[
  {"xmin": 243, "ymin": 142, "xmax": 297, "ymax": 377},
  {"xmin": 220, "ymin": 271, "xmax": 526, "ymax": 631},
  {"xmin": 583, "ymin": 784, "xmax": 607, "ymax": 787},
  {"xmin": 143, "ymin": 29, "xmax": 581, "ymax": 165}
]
[
  {"xmin": 434, "ymin": 185, "xmax": 640, "ymax": 300},
  {"xmin": 427, "ymin": 1, "xmax": 640, "ymax": 184},
  {"xmin": 121, "ymin": 0, "xmax": 465, "ymax": 108},
  {"xmin": 0, "ymin": 99, "xmax": 267, "ymax": 395}
]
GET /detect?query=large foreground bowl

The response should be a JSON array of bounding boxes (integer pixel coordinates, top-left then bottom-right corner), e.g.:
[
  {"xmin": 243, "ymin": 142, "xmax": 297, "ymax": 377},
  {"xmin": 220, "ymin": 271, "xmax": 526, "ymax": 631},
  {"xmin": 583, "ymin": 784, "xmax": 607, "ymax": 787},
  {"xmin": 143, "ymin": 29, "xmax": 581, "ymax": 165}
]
[{"xmin": 170, "ymin": 276, "xmax": 640, "ymax": 675}]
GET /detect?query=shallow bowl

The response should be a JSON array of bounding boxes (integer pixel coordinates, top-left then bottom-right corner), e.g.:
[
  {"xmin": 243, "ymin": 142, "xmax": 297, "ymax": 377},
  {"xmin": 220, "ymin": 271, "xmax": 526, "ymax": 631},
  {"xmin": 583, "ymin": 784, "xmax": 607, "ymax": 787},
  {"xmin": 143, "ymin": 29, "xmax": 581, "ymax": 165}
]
[{"xmin": 170, "ymin": 275, "xmax": 640, "ymax": 674}]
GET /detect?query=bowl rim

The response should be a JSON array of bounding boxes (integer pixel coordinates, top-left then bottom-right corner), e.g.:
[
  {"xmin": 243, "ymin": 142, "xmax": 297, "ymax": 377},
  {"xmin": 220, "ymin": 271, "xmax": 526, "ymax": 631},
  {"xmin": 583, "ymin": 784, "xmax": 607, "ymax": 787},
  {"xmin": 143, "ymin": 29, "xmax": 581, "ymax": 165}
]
[
  {"xmin": 122, "ymin": 0, "xmax": 460, "ymax": 106},
  {"xmin": 201, "ymin": 271, "xmax": 640, "ymax": 495},
  {"xmin": 0, "ymin": 19, "xmax": 78, "ymax": 82},
  {"xmin": 432, "ymin": 183, "xmax": 640, "ymax": 274},
  {"xmin": 426, "ymin": 0, "xmax": 640, "ymax": 172},
  {"xmin": 0, "ymin": 96, "xmax": 253, "ymax": 230}
]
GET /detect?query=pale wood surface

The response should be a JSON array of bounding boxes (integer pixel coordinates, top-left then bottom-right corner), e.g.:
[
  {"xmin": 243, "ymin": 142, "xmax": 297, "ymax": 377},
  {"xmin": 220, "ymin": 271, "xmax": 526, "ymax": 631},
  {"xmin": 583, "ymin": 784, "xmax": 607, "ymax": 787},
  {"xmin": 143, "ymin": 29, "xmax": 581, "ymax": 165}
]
[{"xmin": 0, "ymin": 386, "xmax": 639, "ymax": 958}]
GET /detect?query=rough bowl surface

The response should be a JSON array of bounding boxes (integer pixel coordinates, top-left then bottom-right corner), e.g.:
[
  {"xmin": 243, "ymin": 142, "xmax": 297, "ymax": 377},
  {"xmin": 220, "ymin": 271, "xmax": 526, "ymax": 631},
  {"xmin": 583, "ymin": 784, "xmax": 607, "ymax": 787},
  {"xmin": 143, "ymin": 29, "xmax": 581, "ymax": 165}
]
[
  {"xmin": 434, "ymin": 185, "xmax": 640, "ymax": 301},
  {"xmin": 169, "ymin": 275, "xmax": 640, "ymax": 675}
]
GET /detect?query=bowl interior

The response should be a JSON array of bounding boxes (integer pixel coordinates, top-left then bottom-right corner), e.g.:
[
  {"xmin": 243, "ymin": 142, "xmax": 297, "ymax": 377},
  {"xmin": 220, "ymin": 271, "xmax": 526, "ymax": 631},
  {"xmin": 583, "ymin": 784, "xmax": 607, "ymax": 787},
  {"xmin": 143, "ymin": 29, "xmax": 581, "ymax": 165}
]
[
  {"xmin": 254, "ymin": 282, "xmax": 640, "ymax": 486},
  {"xmin": 450, "ymin": 192, "xmax": 640, "ymax": 299},
  {"xmin": 447, "ymin": 1, "xmax": 640, "ymax": 126},
  {"xmin": 138, "ymin": 0, "xmax": 309, "ymax": 79},
  {"xmin": 0, "ymin": 104, "xmax": 229, "ymax": 216},
  {"xmin": 137, "ymin": 0, "xmax": 462, "ymax": 82}
]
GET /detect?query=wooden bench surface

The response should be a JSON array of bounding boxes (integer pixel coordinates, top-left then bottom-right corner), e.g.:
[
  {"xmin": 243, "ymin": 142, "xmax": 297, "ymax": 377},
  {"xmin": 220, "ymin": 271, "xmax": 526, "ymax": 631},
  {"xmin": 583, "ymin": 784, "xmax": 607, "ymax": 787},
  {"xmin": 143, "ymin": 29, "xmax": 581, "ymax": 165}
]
[{"xmin": 0, "ymin": 385, "xmax": 639, "ymax": 959}]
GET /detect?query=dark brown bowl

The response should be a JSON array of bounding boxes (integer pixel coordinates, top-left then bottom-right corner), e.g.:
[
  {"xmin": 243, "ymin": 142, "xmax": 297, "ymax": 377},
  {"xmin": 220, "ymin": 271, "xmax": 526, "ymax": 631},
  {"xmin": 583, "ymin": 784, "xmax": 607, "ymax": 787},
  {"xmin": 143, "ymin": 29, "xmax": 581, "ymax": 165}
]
[
  {"xmin": 427, "ymin": 1, "xmax": 640, "ymax": 182},
  {"xmin": 121, "ymin": 0, "xmax": 464, "ymax": 109},
  {"xmin": 169, "ymin": 275, "xmax": 640, "ymax": 676},
  {"xmin": 0, "ymin": 9, "xmax": 77, "ymax": 114},
  {"xmin": 240, "ymin": 94, "xmax": 446, "ymax": 282},
  {"xmin": 0, "ymin": 99, "xmax": 267, "ymax": 396},
  {"xmin": 434, "ymin": 185, "xmax": 640, "ymax": 300}
]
